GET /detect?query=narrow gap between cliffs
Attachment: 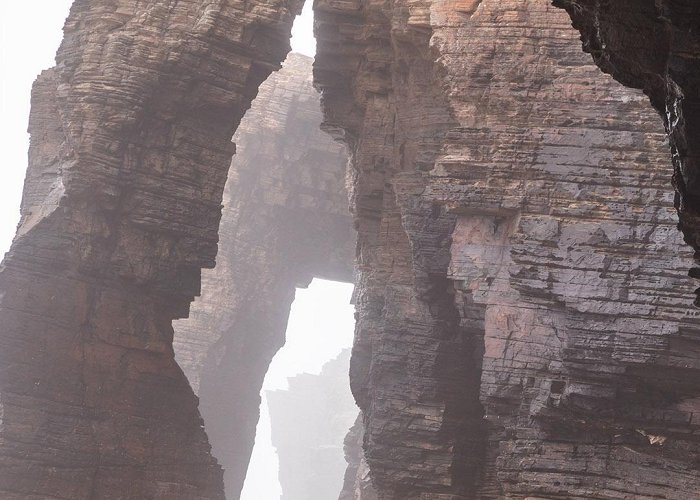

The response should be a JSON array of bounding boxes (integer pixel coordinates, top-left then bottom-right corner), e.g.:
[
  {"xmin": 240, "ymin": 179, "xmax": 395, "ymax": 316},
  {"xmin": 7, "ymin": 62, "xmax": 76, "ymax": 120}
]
[
  {"xmin": 240, "ymin": 278, "xmax": 357, "ymax": 499},
  {"xmin": 238, "ymin": 6, "xmax": 359, "ymax": 497}
]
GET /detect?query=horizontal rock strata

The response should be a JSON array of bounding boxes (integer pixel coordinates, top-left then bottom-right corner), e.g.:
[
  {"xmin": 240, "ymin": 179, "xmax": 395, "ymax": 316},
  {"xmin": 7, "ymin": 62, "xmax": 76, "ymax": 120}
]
[
  {"xmin": 0, "ymin": 0, "xmax": 303, "ymax": 498},
  {"xmin": 4, "ymin": 0, "xmax": 700, "ymax": 499},
  {"xmin": 554, "ymin": 1, "xmax": 700, "ymax": 276},
  {"xmin": 433, "ymin": 2, "xmax": 700, "ymax": 497},
  {"xmin": 316, "ymin": 0, "xmax": 700, "ymax": 497},
  {"xmin": 316, "ymin": 0, "xmax": 487, "ymax": 495}
]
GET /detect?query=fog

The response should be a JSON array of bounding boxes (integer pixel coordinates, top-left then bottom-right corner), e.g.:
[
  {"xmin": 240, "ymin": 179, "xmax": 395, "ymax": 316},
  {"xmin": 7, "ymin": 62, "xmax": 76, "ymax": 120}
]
[
  {"xmin": 243, "ymin": 9, "xmax": 357, "ymax": 497},
  {"xmin": 241, "ymin": 279, "xmax": 355, "ymax": 499}
]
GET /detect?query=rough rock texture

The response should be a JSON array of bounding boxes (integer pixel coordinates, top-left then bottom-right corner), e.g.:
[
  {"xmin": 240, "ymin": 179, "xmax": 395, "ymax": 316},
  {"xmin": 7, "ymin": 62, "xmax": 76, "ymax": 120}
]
[
  {"xmin": 339, "ymin": 414, "xmax": 379, "ymax": 500},
  {"xmin": 267, "ymin": 349, "xmax": 358, "ymax": 500},
  {"xmin": 5, "ymin": 0, "xmax": 700, "ymax": 499},
  {"xmin": 0, "ymin": 0, "xmax": 304, "ymax": 498},
  {"xmin": 554, "ymin": 1, "xmax": 700, "ymax": 274},
  {"xmin": 315, "ymin": 3, "xmax": 477, "ymax": 496},
  {"xmin": 173, "ymin": 52, "xmax": 354, "ymax": 498},
  {"xmin": 315, "ymin": 0, "xmax": 700, "ymax": 498},
  {"xmin": 435, "ymin": 4, "xmax": 700, "ymax": 496}
]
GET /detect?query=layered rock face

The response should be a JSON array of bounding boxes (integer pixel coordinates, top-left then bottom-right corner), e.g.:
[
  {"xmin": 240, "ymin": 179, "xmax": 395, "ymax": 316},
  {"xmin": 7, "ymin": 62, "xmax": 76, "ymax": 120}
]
[
  {"xmin": 267, "ymin": 349, "xmax": 358, "ymax": 500},
  {"xmin": 316, "ymin": 3, "xmax": 477, "ymax": 497},
  {"xmin": 4, "ymin": 0, "xmax": 700, "ymax": 499},
  {"xmin": 173, "ymin": 52, "xmax": 353, "ymax": 498},
  {"xmin": 339, "ymin": 414, "xmax": 379, "ymax": 500},
  {"xmin": 434, "ymin": 4, "xmax": 700, "ymax": 497},
  {"xmin": 554, "ymin": 1, "xmax": 700, "ymax": 266},
  {"xmin": 316, "ymin": 0, "xmax": 700, "ymax": 498},
  {"xmin": 0, "ymin": 0, "xmax": 303, "ymax": 498}
]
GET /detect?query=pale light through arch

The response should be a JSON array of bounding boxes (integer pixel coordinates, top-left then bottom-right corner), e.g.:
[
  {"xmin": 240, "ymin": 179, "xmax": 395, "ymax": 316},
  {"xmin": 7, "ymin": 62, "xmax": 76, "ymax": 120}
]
[
  {"xmin": 240, "ymin": 279, "xmax": 356, "ymax": 500},
  {"xmin": 291, "ymin": 1, "xmax": 317, "ymax": 57}
]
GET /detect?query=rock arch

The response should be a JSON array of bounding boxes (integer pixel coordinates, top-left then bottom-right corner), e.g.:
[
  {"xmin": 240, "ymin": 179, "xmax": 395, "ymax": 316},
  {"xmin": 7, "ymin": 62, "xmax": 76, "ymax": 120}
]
[{"xmin": 2, "ymin": 1, "xmax": 700, "ymax": 499}]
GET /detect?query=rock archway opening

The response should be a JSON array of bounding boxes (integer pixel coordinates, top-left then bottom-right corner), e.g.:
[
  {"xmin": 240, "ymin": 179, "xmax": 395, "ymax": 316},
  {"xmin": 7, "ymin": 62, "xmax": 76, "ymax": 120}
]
[
  {"xmin": 8, "ymin": 1, "xmax": 700, "ymax": 500},
  {"xmin": 241, "ymin": 278, "xmax": 357, "ymax": 500},
  {"xmin": 172, "ymin": 4, "xmax": 358, "ymax": 497}
]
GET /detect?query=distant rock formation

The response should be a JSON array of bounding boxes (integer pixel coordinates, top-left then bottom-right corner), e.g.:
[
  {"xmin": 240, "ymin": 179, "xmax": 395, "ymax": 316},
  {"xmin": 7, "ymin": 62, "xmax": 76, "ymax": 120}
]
[
  {"xmin": 173, "ymin": 53, "xmax": 354, "ymax": 498},
  {"xmin": 267, "ymin": 349, "xmax": 358, "ymax": 500}
]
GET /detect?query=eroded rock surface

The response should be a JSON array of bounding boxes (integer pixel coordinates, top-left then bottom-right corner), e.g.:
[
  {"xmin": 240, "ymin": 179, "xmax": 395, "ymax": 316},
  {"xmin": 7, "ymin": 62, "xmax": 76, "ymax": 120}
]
[
  {"xmin": 315, "ymin": 2, "xmax": 479, "ymax": 496},
  {"xmin": 435, "ymin": 3, "xmax": 700, "ymax": 496},
  {"xmin": 339, "ymin": 414, "xmax": 379, "ymax": 500},
  {"xmin": 554, "ymin": 1, "xmax": 700, "ymax": 270},
  {"xmin": 315, "ymin": 0, "xmax": 700, "ymax": 497},
  {"xmin": 173, "ymin": 53, "xmax": 354, "ymax": 498},
  {"xmin": 0, "ymin": 0, "xmax": 303, "ymax": 497},
  {"xmin": 4, "ymin": 0, "xmax": 700, "ymax": 499}
]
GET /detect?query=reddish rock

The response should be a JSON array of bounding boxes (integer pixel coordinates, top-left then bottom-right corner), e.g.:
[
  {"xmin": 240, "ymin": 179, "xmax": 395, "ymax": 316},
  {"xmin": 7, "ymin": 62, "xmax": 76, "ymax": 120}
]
[
  {"xmin": 0, "ymin": 0, "xmax": 303, "ymax": 497},
  {"xmin": 2, "ymin": 1, "xmax": 700, "ymax": 499},
  {"xmin": 315, "ymin": 0, "xmax": 700, "ymax": 497}
]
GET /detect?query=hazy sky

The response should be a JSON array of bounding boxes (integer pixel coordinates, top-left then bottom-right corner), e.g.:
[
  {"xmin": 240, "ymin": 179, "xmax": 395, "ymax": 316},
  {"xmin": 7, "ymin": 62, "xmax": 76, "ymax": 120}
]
[
  {"xmin": 1, "ymin": 4, "xmax": 353, "ymax": 500},
  {"xmin": 291, "ymin": 2, "xmax": 316, "ymax": 57}
]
